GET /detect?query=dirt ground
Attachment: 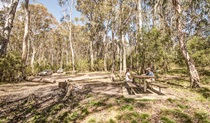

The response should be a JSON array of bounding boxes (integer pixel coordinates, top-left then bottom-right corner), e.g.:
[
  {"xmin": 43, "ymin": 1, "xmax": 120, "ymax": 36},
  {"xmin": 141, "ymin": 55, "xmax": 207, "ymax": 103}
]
[
  {"xmin": 0, "ymin": 72, "xmax": 209, "ymax": 123},
  {"xmin": 0, "ymin": 72, "xmax": 177, "ymax": 101}
]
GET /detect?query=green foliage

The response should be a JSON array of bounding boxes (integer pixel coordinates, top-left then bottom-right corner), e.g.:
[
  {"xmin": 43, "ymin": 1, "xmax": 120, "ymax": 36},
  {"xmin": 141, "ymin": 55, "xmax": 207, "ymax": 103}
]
[
  {"xmin": 120, "ymin": 105, "xmax": 134, "ymax": 111},
  {"xmin": 160, "ymin": 116, "xmax": 176, "ymax": 123},
  {"xmin": 167, "ymin": 98, "xmax": 176, "ymax": 103},
  {"xmin": 94, "ymin": 59, "xmax": 104, "ymax": 71},
  {"xmin": 194, "ymin": 111, "xmax": 210, "ymax": 123},
  {"xmin": 160, "ymin": 109, "xmax": 192, "ymax": 123},
  {"xmin": 176, "ymin": 103, "xmax": 189, "ymax": 109},
  {"xmin": 88, "ymin": 118, "xmax": 96, "ymax": 123},
  {"xmin": 134, "ymin": 102, "xmax": 147, "ymax": 108},
  {"xmin": 89, "ymin": 100, "xmax": 106, "ymax": 107},
  {"xmin": 140, "ymin": 113, "xmax": 150, "ymax": 120},
  {"xmin": 107, "ymin": 119, "xmax": 116, "ymax": 123},
  {"xmin": 0, "ymin": 52, "xmax": 22, "ymax": 82},
  {"xmin": 116, "ymin": 112, "xmax": 150, "ymax": 123},
  {"xmin": 52, "ymin": 103, "xmax": 64, "ymax": 111},
  {"xmin": 76, "ymin": 59, "xmax": 89, "ymax": 72},
  {"xmin": 193, "ymin": 87, "xmax": 210, "ymax": 100},
  {"xmin": 116, "ymin": 112, "xmax": 140, "ymax": 121},
  {"xmin": 122, "ymin": 97, "xmax": 135, "ymax": 103},
  {"xmin": 187, "ymin": 36, "xmax": 210, "ymax": 67},
  {"xmin": 69, "ymin": 112, "xmax": 79, "ymax": 121},
  {"xmin": 133, "ymin": 28, "xmax": 174, "ymax": 72}
]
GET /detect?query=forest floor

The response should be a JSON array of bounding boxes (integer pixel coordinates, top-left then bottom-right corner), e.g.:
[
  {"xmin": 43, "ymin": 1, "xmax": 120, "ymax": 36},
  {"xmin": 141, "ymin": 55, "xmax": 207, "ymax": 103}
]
[{"xmin": 0, "ymin": 71, "xmax": 209, "ymax": 123}]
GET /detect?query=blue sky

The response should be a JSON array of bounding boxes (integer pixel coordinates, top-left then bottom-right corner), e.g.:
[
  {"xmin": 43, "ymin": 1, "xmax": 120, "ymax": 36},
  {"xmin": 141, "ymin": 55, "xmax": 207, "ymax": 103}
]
[{"xmin": 30, "ymin": 0, "xmax": 81, "ymax": 23}]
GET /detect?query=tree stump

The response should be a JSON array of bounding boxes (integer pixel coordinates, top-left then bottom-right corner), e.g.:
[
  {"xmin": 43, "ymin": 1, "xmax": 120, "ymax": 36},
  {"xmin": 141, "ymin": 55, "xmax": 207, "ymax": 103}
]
[{"xmin": 58, "ymin": 81, "xmax": 68, "ymax": 90}]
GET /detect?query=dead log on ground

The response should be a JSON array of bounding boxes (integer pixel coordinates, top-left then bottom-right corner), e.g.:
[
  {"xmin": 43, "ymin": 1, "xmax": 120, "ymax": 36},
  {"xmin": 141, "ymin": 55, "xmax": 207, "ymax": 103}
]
[
  {"xmin": 41, "ymin": 78, "xmax": 56, "ymax": 83},
  {"xmin": 25, "ymin": 76, "xmax": 43, "ymax": 82}
]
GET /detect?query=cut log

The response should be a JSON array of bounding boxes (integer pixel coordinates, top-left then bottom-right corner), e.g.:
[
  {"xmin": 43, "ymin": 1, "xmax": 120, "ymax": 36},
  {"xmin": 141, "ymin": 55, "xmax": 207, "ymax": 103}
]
[
  {"xmin": 41, "ymin": 78, "xmax": 56, "ymax": 83},
  {"xmin": 26, "ymin": 76, "xmax": 42, "ymax": 82},
  {"xmin": 25, "ymin": 76, "xmax": 35, "ymax": 81},
  {"xmin": 67, "ymin": 79, "xmax": 73, "ymax": 82}
]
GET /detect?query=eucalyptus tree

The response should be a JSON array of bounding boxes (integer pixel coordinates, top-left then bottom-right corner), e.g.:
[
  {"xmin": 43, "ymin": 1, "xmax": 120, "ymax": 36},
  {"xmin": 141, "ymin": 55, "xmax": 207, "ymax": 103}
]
[
  {"xmin": 21, "ymin": 0, "xmax": 29, "ymax": 78},
  {"xmin": 0, "ymin": 0, "xmax": 19, "ymax": 57},
  {"xmin": 26, "ymin": 4, "xmax": 57, "ymax": 73},
  {"xmin": 171, "ymin": 0, "xmax": 201, "ymax": 88},
  {"xmin": 153, "ymin": 0, "xmax": 209, "ymax": 87},
  {"xmin": 76, "ymin": 0, "xmax": 110, "ymax": 71},
  {"xmin": 58, "ymin": 0, "xmax": 76, "ymax": 72}
]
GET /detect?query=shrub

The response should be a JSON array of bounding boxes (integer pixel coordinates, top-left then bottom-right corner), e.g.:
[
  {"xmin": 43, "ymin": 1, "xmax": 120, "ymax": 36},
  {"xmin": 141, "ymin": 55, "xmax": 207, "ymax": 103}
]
[
  {"xmin": 94, "ymin": 59, "xmax": 104, "ymax": 71},
  {"xmin": 0, "ymin": 52, "xmax": 22, "ymax": 82},
  {"xmin": 76, "ymin": 59, "xmax": 89, "ymax": 72}
]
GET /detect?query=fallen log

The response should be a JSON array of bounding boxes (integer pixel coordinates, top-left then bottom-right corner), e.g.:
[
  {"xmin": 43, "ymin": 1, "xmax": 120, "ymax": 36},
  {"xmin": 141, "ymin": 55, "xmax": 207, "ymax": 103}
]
[
  {"xmin": 41, "ymin": 78, "xmax": 56, "ymax": 83},
  {"xmin": 67, "ymin": 79, "xmax": 73, "ymax": 82},
  {"xmin": 26, "ymin": 76, "xmax": 43, "ymax": 82}
]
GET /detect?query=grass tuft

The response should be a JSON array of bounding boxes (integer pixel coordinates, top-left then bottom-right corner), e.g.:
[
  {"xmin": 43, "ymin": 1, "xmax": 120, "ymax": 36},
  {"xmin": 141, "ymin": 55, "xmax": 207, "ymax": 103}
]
[
  {"xmin": 160, "ymin": 116, "xmax": 176, "ymax": 123},
  {"xmin": 120, "ymin": 105, "xmax": 134, "ymax": 111}
]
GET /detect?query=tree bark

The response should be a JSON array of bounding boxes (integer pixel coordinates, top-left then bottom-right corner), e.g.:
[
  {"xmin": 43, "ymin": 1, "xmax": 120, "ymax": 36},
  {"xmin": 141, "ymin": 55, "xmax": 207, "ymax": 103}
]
[
  {"xmin": 122, "ymin": 35, "xmax": 126, "ymax": 72},
  {"xmin": 68, "ymin": 0, "xmax": 75, "ymax": 72},
  {"xmin": 0, "ymin": 0, "xmax": 19, "ymax": 57},
  {"xmin": 90, "ymin": 40, "xmax": 94, "ymax": 71},
  {"xmin": 104, "ymin": 42, "xmax": 108, "ymax": 71},
  {"xmin": 111, "ymin": 28, "xmax": 116, "ymax": 73},
  {"xmin": 172, "ymin": 0, "xmax": 200, "ymax": 88},
  {"xmin": 31, "ymin": 42, "xmax": 36, "ymax": 74},
  {"xmin": 22, "ymin": 0, "xmax": 30, "ymax": 78},
  {"xmin": 111, "ymin": 1, "xmax": 116, "ymax": 73},
  {"xmin": 138, "ymin": 0, "xmax": 142, "ymax": 32}
]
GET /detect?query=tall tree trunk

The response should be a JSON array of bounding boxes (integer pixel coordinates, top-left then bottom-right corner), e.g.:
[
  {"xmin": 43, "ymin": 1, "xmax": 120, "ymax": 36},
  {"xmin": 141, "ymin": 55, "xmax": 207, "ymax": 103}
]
[
  {"xmin": 65, "ymin": 49, "xmax": 69, "ymax": 66},
  {"xmin": 138, "ymin": 0, "xmax": 142, "ymax": 32},
  {"xmin": 60, "ymin": 48, "xmax": 64, "ymax": 68},
  {"xmin": 69, "ymin": 25, "xmax": 75, "ymax": 72},
  {"xmin": 51, "ymin": 52, "xmax": 54, "ymax": 66},
  {"xmin": 140, "ymin": 47, "xmax": 145, "ymax": 74},
  {"xmin": 111, "ymin": 29, "xmax": 116, "ymax": 73},
  {"xmin": 122, "ymin": 35, "xmax": 126, "ymax": 72},
  {"xmin": 119, "ymin": 1, "xmax": 123, "ymax": 74},
  {"xmin": 104, "ymin": 43, "xmax": 108, "ymax": 71},
  {"xmin": 31, "ymin": 45, "xmax": 36, "ymax": 74},
  {"xmin": 90, "ymin": 40, "xmax": 94, "ymax": 71},
  {"xmin": 68, "ymin": 0, "xmax": 75, "ymax": 72},
  {"xmin": 172, "ymin": 0, "xmax": 200, "ymax": 88},
  {"xmin": 22, "ymin": 0, "xmax": 29, "ymax": 78},
  {"xmin": 50, "ymin": 42, "xmax": 54, "ymax": 66},
  {"xmin": 119, "ymin": 45, "xmax": 123, "ymax": 74},
  {"xmin": 0, "ymin": 0, "xmax": 19, "ymax": 57},
  {"xmin": 135, "ymin": 0, "xmax": 142, "ymax": 70},
  {"xmin": 111, "ymin": 0, "xmax": 116, "ymax": 73}
]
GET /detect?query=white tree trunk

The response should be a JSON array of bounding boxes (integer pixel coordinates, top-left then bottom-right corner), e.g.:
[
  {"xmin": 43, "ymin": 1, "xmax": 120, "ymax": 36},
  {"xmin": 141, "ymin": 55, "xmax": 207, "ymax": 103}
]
[
  {"xmin": 31, "ymin": 45, "xmax": 36, "ymax": 74},
  {"xmin": 104, "ymin": 43, "xmax": 108, "ymax": 71},
  {"xmin": 68, "ymin": 0, "xmax": 75, "ymax": 72},
  {"xmin": 22, "ymin": 0, "xmax": 29, "ymax": 77},
  {"xmin": 90, "ymin": 40, "xmax": 94, "ymax": 71},
  {"xmin": 0, "ymin": 0, "xmax": 19, "ymax": 57},
  {"xmin": 138, "ymin": 0, "xmax": 142, "ymax": 32},
  {"xmin": 122, "ymin": 35, "xmax": 126, "ymax": 72},
  {"xmin": 172, "ymin": 0, "xmax": 200, "ymax": 88}
]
